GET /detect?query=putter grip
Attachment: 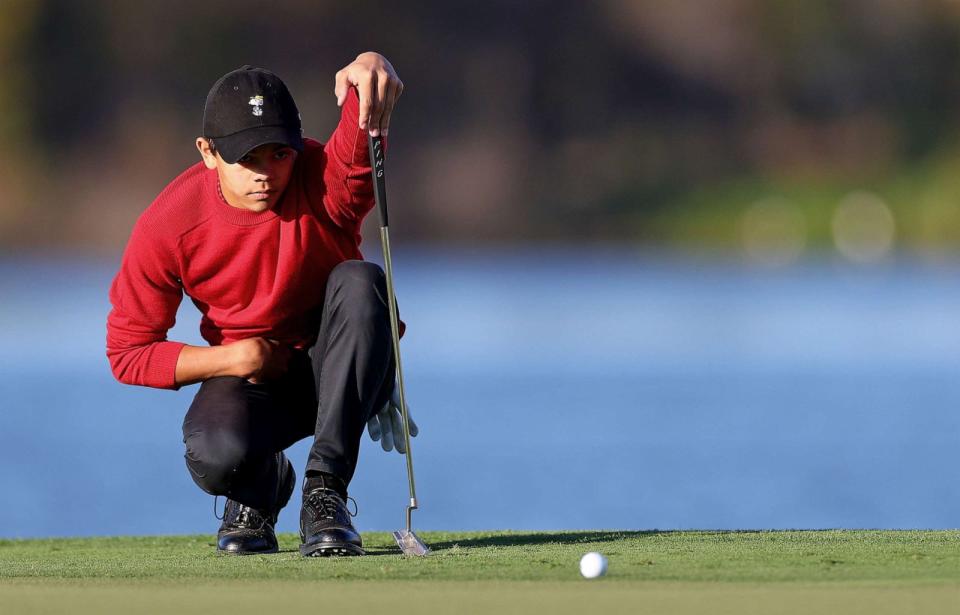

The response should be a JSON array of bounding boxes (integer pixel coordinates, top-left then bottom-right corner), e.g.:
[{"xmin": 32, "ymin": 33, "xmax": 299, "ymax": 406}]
[{"xmin": 368, "ymin": 134, "xmax": 388, "ymax": 227}]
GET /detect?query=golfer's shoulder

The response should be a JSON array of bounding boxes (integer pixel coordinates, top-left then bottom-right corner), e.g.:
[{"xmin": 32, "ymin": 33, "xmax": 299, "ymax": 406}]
[
  {"xmin": 294, "ymin": 137, "xmax": 337, "ymax": 186},
  {"xmin": 299, "ymin": 136, "xmax": 326, "ymax": 166},
  {"xmin": 135, "ymin": 162, "xmax": 214, "ymax": 244}
]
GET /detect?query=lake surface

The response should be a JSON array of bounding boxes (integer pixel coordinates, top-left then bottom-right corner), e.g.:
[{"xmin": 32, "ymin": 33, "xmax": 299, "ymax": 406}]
[{"xmin": 1, "ymin": 248, "xmax": 958, "ymax": 537}]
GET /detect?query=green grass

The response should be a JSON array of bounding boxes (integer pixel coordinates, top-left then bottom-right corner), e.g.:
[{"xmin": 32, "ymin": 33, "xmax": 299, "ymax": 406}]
[{"xmin": 1, "ymin": 531, "xmax": 958, "ymax": 614}]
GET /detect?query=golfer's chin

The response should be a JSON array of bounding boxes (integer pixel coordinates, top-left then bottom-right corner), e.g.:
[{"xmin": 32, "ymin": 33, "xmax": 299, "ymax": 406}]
[{"xmin": 243, "ymin": 198, "xmax": 274, "ymax": 212}]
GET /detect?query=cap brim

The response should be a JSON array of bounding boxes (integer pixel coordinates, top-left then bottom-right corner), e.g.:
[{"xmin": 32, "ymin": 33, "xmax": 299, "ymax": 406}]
[{"xmin": 214, "ymin": 125, "xmax": 304, "ymax": 164}]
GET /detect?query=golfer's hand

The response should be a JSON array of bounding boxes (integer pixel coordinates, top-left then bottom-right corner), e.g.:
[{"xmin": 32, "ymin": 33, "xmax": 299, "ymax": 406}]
[
  {"xmin": 231, "ymin": 337, "xmax": 292, "ymax": 384},
  {"xmin": 367, "ymin": 382, "xmax": 419, "ymax": 454},
  {"xmin": 334, "ymin": 51, "xmax": 404, "ymax": 137}
]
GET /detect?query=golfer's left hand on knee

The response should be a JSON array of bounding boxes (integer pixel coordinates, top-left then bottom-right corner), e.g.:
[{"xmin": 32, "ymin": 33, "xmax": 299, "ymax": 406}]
[{"xmin": 367, "ymin": 382, "xmax": 418, "ymax": 454}]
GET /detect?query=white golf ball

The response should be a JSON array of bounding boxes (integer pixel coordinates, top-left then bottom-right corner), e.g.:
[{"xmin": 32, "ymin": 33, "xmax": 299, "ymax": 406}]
[{"xmin": 579, "ymin": 551, "xmax": 608, "ymax": 578}]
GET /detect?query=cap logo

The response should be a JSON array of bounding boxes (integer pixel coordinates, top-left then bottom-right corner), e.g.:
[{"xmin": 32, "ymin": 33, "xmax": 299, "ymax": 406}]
[{"xmin": 248, "ymin": 95, "xmax": 264, "ymax": 117}]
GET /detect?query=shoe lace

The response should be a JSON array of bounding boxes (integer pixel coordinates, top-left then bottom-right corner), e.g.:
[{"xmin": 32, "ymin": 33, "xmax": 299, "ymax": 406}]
[
  {"xmin": 236, "ymin": 505, "xmax": 257, "ymax": 527},
  {"xmin": 216, "ymin": 495, "xmax": 267, "ymax": 529},
  {"xmin": 306, "ymin": 490, "xmax": 359, "ymax": 520},
  {"xmin": 305, "ymin": 490, "xmax": 339, "ymax": 520}
]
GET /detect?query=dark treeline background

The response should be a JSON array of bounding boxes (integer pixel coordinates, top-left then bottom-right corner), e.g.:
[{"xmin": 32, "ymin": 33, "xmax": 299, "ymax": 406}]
[{"xmin": 3, "ymin": 0, "xmax": 960, "ymax": 256}]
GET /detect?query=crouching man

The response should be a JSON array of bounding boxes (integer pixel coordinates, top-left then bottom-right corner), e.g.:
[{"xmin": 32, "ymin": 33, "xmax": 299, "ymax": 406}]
[{"xmin": 106, "ymin": 53, "xmax": 416, "ymax": 556}]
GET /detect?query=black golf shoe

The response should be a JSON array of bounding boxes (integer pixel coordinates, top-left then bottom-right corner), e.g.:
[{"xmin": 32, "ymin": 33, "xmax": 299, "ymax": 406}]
[
  {"xmin": 299, "ymin": 481, "xmax": 364, "ymax": 557},
  {"xmin": 216, "ymin": 453, "xmax": 295, "ymax": 555}
]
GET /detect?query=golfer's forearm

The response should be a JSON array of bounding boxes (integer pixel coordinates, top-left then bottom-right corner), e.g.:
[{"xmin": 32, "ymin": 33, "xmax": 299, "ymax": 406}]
[{"xmin": 175, "ymin": 344, "xmax": 240, "ymax": 387}]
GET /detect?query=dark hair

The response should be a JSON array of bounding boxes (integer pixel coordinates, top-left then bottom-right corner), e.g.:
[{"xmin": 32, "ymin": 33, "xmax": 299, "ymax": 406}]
[{"xmin": 205, "ymin": 138, "xmax": 217, "ymax": 153}]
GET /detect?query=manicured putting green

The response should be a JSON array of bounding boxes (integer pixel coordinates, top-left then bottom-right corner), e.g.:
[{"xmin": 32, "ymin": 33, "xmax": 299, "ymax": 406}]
[{"xmin": 2, "ymin": 530, "xmax": 957, "ymax": 614}]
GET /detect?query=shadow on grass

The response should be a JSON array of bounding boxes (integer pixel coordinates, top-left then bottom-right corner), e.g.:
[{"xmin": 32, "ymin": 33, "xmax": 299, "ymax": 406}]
[
  {"xmin": 426, "ymin": 530, "xmax": 655, "ymax": 550},
  {"xmin": 280, "ymin": 529, "xmax": 796, "ymax": 556},
  {"xmin": 281, "ymin": 535, "xmax": 641, "ymax": 557},
  {"xmin": 425, "ymin": 529, "xmax": 788, "ymax": 551}
]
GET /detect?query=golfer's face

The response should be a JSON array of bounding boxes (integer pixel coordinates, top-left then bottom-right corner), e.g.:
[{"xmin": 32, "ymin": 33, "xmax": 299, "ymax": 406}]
[{"xmin": 217, "ymin": 143, "xmax": 297, "ymax": 212}]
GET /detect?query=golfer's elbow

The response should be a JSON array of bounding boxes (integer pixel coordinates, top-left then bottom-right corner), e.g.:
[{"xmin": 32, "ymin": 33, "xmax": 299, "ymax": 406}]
[{"xmin": 107, "ymin": 347, "xmax": 140, "ymax": 386}]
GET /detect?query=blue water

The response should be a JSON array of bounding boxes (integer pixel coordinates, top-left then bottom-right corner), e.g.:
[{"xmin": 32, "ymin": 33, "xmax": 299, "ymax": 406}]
[{"xmin": 1, "ymin": 248, "xmax": 958, "ymax": 537}]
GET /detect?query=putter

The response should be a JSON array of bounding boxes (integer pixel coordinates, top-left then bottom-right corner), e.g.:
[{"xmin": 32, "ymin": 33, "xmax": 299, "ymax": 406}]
[{"xmin": 368, "ymin": 133, "xmax": 430, "ymax": 557}]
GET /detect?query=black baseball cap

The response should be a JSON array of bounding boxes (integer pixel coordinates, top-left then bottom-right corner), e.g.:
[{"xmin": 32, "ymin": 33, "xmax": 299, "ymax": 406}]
[{"xmin": 202, "ymin": 65, "xmax": 304, "ymax": 164}]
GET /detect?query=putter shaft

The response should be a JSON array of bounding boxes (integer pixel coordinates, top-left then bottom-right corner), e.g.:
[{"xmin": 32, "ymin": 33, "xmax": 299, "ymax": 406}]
[
  {"xmin": 379, "ymin": 225, "xmax": 418, "ymax": 529},
  {"xmin": 369, "ymin": 134, "xmax": 427, "ymax": 555}
]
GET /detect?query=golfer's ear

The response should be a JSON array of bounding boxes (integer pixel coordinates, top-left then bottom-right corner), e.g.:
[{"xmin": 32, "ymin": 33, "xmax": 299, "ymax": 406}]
[{"xmin": 197, "ymin": 138, "xmax": 218, "ymax": 169}]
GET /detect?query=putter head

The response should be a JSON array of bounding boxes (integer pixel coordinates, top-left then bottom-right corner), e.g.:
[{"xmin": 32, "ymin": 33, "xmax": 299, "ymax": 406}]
[{"xmin": 393, "ymin": 528, "xmax": 430, "ymax": 556}]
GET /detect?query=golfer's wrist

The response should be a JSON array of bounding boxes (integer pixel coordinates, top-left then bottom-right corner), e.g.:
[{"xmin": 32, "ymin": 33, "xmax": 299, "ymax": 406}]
[
  {"xmin": 175, "ymin": 344, "xmax": 242, "ymax": 385},
  {"xmin": 222, "ymin": 342, "xmax": 257, "ymax": 379}
]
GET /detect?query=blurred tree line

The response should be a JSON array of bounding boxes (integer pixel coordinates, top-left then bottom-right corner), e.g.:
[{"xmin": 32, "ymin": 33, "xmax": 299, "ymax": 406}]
[{"xmin": 2, "ymin": 0, "xmax": 960, "ymax": 256}]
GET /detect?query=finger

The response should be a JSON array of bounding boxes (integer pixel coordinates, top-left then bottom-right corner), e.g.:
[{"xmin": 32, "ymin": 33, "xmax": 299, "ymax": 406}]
[
  {"xmin": 334, "ymin": 69, "xmax": 348, "ymax": 107},
  {"xmin": 391, "ymin": 381, "xmax": 401, "ymax": 407},
  {"xmin": 389, "ymin": 406, "xmax": 407, "ymax": 454},
  {"xmin": 369, "ymin": 71, "xmax": 389, "ymax": 136},
  {"xmin": 408, "ymin": 411, "xmax": 419, "ymax": 438},
  {"xmin": 356, "ymin": 70, "xmax": 376, "ymax": 132},
  {"xmin": 380, "ymin": 79, "xmax": 400, "ymax": 136},
  {"xmin": 380, "ymin": 410, "xmax": 395, "ymax": 452},
  {"xmin": 367, "ymin": 414, "xmax": 381, "ymax": 441}
]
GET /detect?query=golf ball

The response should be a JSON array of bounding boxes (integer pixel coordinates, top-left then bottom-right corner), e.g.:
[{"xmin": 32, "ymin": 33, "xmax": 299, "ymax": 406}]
[{"xmin": 579, "ymin": 552, "xmax": 608, "ymax": 578}]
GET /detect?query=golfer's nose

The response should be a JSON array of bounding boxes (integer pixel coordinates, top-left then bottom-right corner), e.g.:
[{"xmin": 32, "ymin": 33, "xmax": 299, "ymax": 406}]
[{"xmin": 252, "ymin": 162, "xmax": 274, "ymax": 182}]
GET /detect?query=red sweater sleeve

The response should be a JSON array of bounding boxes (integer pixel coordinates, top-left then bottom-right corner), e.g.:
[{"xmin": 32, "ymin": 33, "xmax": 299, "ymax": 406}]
[
  {"xmin": 320, "ymin": 87, "xmax": 386, "ymax": 230},
  {"xmin": 106, "ymin": 218, "xmax": 187, "ymax": 389},
  {"xmin": 320, "ymin": 88, "xmax": 406, "ymax": 338}
]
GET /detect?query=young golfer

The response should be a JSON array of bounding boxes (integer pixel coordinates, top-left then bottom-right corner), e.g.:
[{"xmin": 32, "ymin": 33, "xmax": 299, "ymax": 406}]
[{"xmin": 105, "ymin": 52, "xmax": 416, "ymax": 556}]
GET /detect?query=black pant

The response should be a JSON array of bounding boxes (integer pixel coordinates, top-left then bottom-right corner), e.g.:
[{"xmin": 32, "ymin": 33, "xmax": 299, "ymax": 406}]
[{"xmin": 181, "ymin": 260, "xmax": 396, "ymax": 512}]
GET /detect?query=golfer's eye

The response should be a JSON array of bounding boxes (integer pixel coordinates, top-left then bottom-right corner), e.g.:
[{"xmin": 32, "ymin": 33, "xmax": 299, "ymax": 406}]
[
  {"xmin": 238, "ymin": 154, "xmax": 252, "ymax": 164},
  {"xmin": 274, "ymin": 150, "xmax": 290, "ymax": 161}
]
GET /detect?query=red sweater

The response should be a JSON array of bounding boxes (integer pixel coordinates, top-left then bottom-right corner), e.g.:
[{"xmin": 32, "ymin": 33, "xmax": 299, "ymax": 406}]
[{"xmin": 106, "ymin": 89, "xmax": 384, "ymax": 390}]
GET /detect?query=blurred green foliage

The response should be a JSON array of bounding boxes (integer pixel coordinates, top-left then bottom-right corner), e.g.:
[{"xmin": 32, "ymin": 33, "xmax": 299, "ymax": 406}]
[{"xmin": 2, "ymin": 0, "xmax": 960, "ymax": 255}]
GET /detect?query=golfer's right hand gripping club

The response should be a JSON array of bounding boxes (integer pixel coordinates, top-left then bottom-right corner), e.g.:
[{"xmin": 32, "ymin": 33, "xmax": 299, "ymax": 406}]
[{"xmin": 368, "ymin": 133, "xmax": 429, "ymax": 556}]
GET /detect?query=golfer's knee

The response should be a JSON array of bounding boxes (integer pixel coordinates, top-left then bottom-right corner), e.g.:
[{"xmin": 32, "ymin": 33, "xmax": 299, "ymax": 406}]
[
  {"xmin": 183, "ymin": 429, "xmax": 250, "ymax": 495},
  {"xmin": 329, "ymin": 260, "xmax": 385, "ymax": 290},
  {"xmin": 327, "ymin": 260, "xmax": 388, "ymax": 321}
]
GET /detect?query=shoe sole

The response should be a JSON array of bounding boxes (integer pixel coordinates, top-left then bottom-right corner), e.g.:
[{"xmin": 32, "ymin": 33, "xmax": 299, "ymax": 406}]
[
  {"xmin": 299, "ymin": 542, "xmax": 366, "ymax": 557},
  {"xmin": 217, "ymin": 545, "xmax": 279, "ymax": 556}
]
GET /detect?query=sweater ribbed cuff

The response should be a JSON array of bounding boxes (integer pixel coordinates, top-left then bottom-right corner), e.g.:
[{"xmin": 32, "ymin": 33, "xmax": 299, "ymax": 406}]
[{"xmin": 151, "ymin": 341, "xmax": 188, "ymax": 390}]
